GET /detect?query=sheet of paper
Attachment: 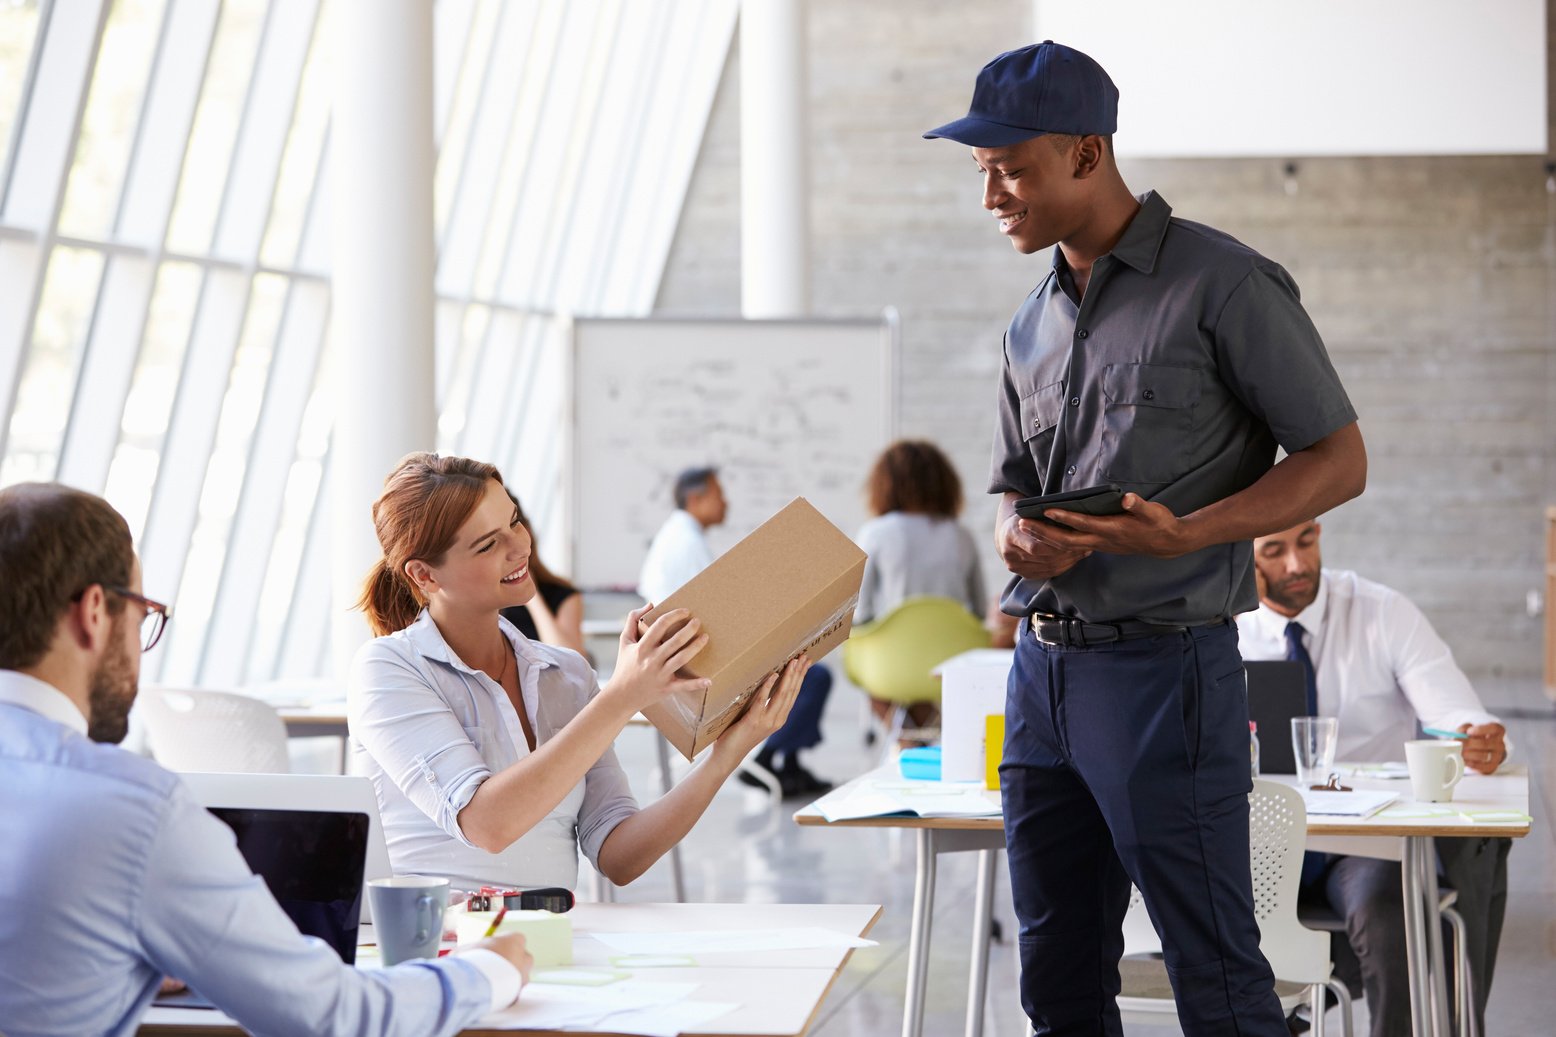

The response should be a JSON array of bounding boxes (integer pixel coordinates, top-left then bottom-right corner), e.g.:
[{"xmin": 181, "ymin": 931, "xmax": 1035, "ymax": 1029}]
[
  {"xmin": 587, "ymin": 927, "xmax": 876, "ymax": 956},
  {"xmin": 475, "ymin": 979, "xmax": 698, "ymax": 1030},
  {"xmin": 1344, "ymin": 761, "xmax": 1410, "ymax": 780},
  {"xmin": 1297, "ymin": 788, "xmax": 1397, "ymax": 817},
  {"xmin": 590, "ymin": 999, "xmax": 739, "ymax": 1037}
]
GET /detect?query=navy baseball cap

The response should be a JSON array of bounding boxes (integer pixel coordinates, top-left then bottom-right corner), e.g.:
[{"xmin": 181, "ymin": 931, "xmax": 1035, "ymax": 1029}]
[{"xmin": 923, "ymin": 41, "xmax": 1118, "ymax": 147}]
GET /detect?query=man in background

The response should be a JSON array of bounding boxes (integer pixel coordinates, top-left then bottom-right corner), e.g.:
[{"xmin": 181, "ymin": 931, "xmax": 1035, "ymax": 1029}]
[
  {"xmin": 1237, "ymin": 518, "xmax": 1509, "ymax": 1037},
  {"xmin": 0, "ymin": 482, "xmax": 531, "ymax": 1037},
  {"xmin": 639, "ymin": 467, "xmax": 833, "ymax": 797}
]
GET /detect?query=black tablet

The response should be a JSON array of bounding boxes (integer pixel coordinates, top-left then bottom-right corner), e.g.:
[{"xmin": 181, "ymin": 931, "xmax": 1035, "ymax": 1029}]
[{"xmin": 1013, "ymin": 483, "xmax": 1126, "ymax": 521}]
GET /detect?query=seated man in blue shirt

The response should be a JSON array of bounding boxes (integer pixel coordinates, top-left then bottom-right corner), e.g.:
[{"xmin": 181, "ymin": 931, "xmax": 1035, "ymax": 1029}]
[{"xmin": 0, "ymin": 482, "xmax": 532, "ymax": 1037}]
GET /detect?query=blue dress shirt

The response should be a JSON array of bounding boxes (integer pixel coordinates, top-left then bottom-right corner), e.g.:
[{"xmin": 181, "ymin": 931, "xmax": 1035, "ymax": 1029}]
[{"xmin": 0, "ymin": 671, "xmax": 518, "ymax": 1037}]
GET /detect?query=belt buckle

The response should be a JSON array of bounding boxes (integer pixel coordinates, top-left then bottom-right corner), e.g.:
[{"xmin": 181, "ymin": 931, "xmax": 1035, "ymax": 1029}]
[{"xmin": 1032, "ymin": 614, "xmax": 1079, "ymax": 647}]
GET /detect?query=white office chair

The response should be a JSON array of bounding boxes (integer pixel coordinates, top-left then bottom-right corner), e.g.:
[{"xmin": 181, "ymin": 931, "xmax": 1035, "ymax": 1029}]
[
  {"xmin": 1118, "ymin": 779, "xmax": 1355, "ymax": 1037},
  {"xmin": 138, "ymin": 686, "xmax": 292, "ymax": 774}
]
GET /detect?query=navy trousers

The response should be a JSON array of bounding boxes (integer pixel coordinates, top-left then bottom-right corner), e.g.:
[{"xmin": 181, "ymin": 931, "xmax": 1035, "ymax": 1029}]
[
  {"xmin": 761, "ymin": 665, "xmax": 831, "ymax": 755},
  {"xmin": 1001, "ymin": 618, "xmax": 1287, "ymax": 1036}
]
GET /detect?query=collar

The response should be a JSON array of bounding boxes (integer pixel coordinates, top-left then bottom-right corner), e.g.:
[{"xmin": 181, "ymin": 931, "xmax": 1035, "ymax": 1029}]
[
  {"xmin": 0, "ymin": 670, "xmax": 89, "ymax": 735},
  {"xmin": 1053, "ymin": 189, "xmax": 1171, "ymax": 277},
  {"xmin": 402, "ymin": 608, "xmax": 558, "ymax": 674}
]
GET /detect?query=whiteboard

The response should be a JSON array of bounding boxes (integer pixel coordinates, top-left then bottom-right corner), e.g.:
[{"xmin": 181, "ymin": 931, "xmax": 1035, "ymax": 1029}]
[
  {"xmin": 1032, "ymin": 0, "xmax": 1547, "ymax": 157},
  {"xmin": 571, "ymin": 316, "xmax": 896, "ymax": 589}
]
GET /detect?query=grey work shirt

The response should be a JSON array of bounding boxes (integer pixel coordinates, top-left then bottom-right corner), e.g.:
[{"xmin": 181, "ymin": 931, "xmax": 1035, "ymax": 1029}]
[{"xmin": 989, "ymin": 190, "xmax": 1356, "ymax": 626}]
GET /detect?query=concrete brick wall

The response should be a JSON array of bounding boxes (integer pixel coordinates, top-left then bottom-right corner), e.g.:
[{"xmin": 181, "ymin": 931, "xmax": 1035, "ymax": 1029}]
[{"xmin": 655, "ymin": 1, "xmax": 1556, "ymax": 679}]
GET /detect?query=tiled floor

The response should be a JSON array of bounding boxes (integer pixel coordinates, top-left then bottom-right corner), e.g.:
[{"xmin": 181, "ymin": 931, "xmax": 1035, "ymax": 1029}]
[{"xmin": 603, "ymin": 673, "xmax": 1556, "ymax": 1036}]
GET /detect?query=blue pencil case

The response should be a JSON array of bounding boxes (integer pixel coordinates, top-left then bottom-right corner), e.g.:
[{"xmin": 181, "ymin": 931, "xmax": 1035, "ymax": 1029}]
[{"xmin": 898, "ymin": 745, "xmax": 942, "ymax": 781}]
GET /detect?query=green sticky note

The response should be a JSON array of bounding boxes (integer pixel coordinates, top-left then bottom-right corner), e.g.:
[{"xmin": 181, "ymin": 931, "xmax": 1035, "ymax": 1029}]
[
  {"xmin": 1458, "ymin": 810, "xmax": 1532, "ymax": 824},
  {"xmin": 530, "ymin": 968, "xmax": 630, "ymax": 986},
  {"xmin": 609, "ymin": 953, "xmax": 698, "ymax": 968}
]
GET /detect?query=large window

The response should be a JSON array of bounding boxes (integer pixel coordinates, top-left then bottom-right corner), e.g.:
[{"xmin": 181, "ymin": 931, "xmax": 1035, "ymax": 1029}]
[{"xmin": 0, "ymin": 0, "xmax": 736, "ymax": 686}]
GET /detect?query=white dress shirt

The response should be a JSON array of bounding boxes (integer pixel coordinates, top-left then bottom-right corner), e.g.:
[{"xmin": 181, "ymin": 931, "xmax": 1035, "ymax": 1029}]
[
  {"xmin": 348, "ymin": 611, "xmax": 638, "ymax": 892},
  {"xmin": 0, "ymin": 671, "xmax": 519, "ymax": 1037},
  {"xmin": 1235, "ymin": 568, "xmax": 1502, "ymax": 764},
  {"xmin": 637, "ymin": 509, "xmax": 715, "ymax": 604}
]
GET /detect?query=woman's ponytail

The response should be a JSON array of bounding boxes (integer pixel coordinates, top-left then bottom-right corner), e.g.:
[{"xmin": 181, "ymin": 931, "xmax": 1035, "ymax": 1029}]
[{"xmin": 356, "ymin": 557, "xmax": 422, "ymax": 637}]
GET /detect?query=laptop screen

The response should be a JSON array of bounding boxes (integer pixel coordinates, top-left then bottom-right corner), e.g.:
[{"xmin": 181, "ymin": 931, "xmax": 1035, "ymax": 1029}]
[
  {"xmin": 1244, "ymin": 660, "xmax": 1307, "ymax": 775},
  {"xmin": 208, "ymin": 806, "xmax": 369, "ymax": 965}
]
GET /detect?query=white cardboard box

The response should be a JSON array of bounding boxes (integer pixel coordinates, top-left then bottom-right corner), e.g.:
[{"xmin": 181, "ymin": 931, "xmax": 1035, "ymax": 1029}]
[{"xmin": 935, "ymin": 648, "xmax": 1015, "ymax": 782}]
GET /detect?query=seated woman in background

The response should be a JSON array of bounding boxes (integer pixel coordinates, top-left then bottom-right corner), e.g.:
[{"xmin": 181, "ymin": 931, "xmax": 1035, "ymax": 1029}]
[
  {"xmin": 497, "ymin": 489, "xmax": 586, "ymax": 657},
  {"xmin": 348, "ymin": 453, "xmax": 810, "ymax": 893},
  {"xmin": 855, "ymin": 440, "xmax": 986, "ymax": 733}
]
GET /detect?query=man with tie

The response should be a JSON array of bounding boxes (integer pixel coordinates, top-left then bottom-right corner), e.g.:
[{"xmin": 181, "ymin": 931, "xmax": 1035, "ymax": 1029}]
[{"xmin": 1235, "ymin": 518, "xmax": 1509, "ymax": 1037}]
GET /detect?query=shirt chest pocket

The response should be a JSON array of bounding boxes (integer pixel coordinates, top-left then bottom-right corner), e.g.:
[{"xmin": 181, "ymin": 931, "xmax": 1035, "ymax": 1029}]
[
  {"xmin": 1020, "ymin": 380, "xmax": 1065, "ymax": 473},
  {"xmin": 1100, "ymin": 363, "xmax": 1201, "ymax": 484}
]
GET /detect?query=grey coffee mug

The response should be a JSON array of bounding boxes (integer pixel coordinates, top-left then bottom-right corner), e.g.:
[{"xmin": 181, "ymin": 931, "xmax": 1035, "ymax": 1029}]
[{"xmin": 368, "ymin": 876, "xmax": 448, "ymax": 964}]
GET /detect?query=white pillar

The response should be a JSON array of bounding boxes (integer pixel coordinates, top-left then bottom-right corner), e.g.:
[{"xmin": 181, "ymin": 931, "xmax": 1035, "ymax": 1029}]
[
  {"xmin": 739, "ymin": 0, "xmax": 810, "ymax": 318},
  {"xmin": 328, "ymin": 0, "xmax": 439, "ymax": 678}
]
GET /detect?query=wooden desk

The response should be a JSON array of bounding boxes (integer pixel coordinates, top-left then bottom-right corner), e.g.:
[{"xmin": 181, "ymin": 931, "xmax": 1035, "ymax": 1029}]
[
  {"xmin": 795, "ymin": 767, "xmax": 1530, "ymax": 1037},
  {"xmin": 139, "ymin": 902, "xmax": 880, "ymax": 1037}
]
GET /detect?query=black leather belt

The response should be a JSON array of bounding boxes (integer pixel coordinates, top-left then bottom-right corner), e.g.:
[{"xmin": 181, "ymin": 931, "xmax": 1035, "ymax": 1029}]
[{"xmin": 1028, "ymin": 612, "xmax": 1187, "ymax": 648}]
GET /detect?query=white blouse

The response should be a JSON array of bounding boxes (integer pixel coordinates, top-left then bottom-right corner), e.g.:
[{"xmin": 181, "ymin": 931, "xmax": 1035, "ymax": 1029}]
[{"xmin": 347, "ymin": 610, "xmax": 638, "ymax": 893}]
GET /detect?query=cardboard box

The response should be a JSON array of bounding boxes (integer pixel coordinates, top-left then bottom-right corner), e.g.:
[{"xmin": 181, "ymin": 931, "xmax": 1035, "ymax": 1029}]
[
  {"xmin": 640, "ymin": 497, "xmax": 866, "ymax": 760},
  {"xmin": 934, "ymin": 648, "xmax": 1013, "ymax": 782}
]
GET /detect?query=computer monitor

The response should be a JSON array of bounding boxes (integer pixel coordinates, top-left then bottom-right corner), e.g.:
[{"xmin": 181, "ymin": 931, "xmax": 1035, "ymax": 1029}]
[
  {"xmin": 178, "ymin": 773, "xmax": 392, "ymax": 926},
  {"xmin": 1244, "ymin": 660, "xmax": 1308, "ymax": 775}
]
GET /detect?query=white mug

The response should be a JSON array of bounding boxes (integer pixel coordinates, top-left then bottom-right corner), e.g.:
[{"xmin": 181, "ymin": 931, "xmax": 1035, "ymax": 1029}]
[{"xmin": 1404, "ymin": 740, "xmax": 1464, "ymax": 803}]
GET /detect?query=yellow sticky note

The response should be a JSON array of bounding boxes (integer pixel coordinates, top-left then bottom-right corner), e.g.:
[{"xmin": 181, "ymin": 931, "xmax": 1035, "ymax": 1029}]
[{"xmin": 984, "ymin": 713, "xmax": 1004, "ymax": 790}]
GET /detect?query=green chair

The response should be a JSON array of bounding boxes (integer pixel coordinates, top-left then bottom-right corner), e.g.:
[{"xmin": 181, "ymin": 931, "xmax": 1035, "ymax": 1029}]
[{"xmin": 843, "ymin": 596, "xmax": 993, "ymax": 746}]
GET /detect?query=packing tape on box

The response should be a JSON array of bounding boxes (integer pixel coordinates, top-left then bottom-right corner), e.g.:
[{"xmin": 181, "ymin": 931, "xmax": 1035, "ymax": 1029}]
[{"xmin": 699, "ymin": 594, "xmax": 859, "ymax": 731}]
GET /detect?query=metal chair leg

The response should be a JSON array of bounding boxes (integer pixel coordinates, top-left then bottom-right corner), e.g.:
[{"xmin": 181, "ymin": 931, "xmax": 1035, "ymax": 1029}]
[
  {"xmin": 1441, "ymin": 905, "xmax": 1477, "ymax": 1037},
  {"xmin": 1310, "ymin": 984, "xmax": 1328, "ymax": 1037},
  {"xmin": 1324, "ymin": 978, "xmax": 1355, "ymax": 1037}
]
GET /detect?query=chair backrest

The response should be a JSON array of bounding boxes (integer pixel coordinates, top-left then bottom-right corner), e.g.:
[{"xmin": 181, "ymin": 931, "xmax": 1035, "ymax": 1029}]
[
  {"xmin": 138, "ymin": 687, "xmax": 291, "ymax": 774},
  {"xmin": 842, "ymin": 596, "xmax": 992, "ymax": 705},
  {"xmin": 1248, "ymin": 778, "xmax": 1329, "ymax": 983},
  {"xmin": 1120, "ymin": 779, "xmax": 1330, "ymax": 984}
]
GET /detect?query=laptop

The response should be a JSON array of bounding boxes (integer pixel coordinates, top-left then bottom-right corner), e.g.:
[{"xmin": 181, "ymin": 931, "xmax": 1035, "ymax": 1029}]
[
  {"xmin": 154, "ymin": 775, "xmax": 384, "ymax": 1008},
  {"xmin": 1243, "ymin": 660, "xmax": 1308, "ymax": 775}
]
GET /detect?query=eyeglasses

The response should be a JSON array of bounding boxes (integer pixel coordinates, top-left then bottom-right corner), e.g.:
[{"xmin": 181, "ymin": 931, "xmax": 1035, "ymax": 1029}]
[
  {"xmin": 70, "ymin": 584, "xmax": 173, "ymax": 652},
  {"xmin": 103, "ymin": 587, "xmax": 172, "ymax": 652}
]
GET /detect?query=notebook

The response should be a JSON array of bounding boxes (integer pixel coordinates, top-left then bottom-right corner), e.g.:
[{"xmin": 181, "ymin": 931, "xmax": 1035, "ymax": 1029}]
[{"xmin": 1244, "ymin": 660, "xmax": 1308, "ymax": 775}]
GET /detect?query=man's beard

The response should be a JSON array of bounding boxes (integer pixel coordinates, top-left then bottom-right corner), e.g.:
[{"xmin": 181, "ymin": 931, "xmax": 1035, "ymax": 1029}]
[
  {"xmin": 87, "ymin": 619, "xmax": 138, "ymax": 744},
  {"xmin": 1263, "ymin": 569, "xmax": 1320, "ymax": 615}
]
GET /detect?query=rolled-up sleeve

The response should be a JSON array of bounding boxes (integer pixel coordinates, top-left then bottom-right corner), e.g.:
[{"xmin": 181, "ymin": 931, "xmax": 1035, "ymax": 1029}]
[
  {"xmin": 571, "ymin": 680, "xmax": 639, "ymax": 869},
  {"xmin": 1212, "ymin": 263, "xmax": 1358, "ymax": 454},
  {"xmin": 347, "ymin": 643, "xmax": 491, "ymax": 847}
]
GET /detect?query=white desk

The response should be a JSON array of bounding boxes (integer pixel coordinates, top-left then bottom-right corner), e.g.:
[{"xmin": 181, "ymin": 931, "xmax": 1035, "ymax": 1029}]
[
  {"xmin": 795, "ymin": 766, "xmax": 1530, "ymax": 1037},
  {"xmin": 138, "ymin": 901, "xmax": 880, "ymax": 1037}
]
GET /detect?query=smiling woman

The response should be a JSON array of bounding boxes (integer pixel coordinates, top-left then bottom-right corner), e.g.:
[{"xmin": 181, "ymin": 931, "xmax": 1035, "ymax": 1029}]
[{"xmin": 345, "ymin": 451, "xmax": 812, "ymax": 894}]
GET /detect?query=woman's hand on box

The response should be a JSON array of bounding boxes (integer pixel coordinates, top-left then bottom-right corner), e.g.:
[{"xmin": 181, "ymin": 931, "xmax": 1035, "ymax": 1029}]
[
  {"xmin": 710, "ymin": 654, "xmax": 810, "ymax": 767},
  {"xmin": 604, "ymin": 604, "xmax": 712, "ymax": 714}
]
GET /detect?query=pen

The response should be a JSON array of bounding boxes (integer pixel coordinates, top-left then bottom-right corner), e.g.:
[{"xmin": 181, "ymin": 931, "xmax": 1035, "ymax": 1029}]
[
  {"xmin": 482, "ymin": 905, "xmax": 508, "ymax": 938},
  {"xmin": 1422, "ymin": 727, "xmax": 1468, "ymax": 740}
]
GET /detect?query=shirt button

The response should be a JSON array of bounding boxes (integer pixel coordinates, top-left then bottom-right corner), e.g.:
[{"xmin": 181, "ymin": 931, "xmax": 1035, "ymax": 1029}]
[
  {"xmin": 1069, "ymin": 396, "xmax": 1080, "ymax": 407},
  {"xmin": 1078, "ymin": 329, "xmax": 1089, "ymax": 339},
  {"xmin": 1033, "ymin": 418, "xmax": 1042, "ymax": 429},
  {"xmin": 1143, "ymin": 389, "xmax": 1155, "ymax": 401},
  {"xmin": 1066, "ymin": 465, "xmax": 1077, "ymax": 476}
]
